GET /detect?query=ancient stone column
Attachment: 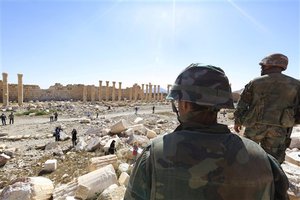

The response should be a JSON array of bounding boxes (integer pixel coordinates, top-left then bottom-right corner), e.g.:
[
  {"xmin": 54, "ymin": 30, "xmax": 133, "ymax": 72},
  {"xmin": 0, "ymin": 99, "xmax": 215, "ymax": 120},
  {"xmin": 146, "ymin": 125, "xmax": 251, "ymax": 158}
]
[
  {"xmin": 141, "ymin": 84, "xmax": 145, "ymax": 101},
  {"xmin": 99, "ymin": 81, "xmax": 102, "ymax": 101},
  {"xmin": 105, "ymin": 81, "xmax": 109, "ymax": 101},
  {"xmin": 112, "ymin": 81, "xmax": 116, "ymax": 101},
  {"xmin": 17, "ymin": 74, "xmax": 23, "ymax": 106},
  {"xmin": 134, "ymin": 84, "xmax": 138, "ymax": 101},
  {"xmin": 157, "ymin": 85, "xmax": 160, "ymax": 102},
  {"xmin": 2, "ymin": 73, "xmax": 9, "ymax": 106},
  {"xmin": 149, "ymin": 83, "xmax": 152, "ymax": 101},
  {"xmin": 167, "ymin": 84, "xmax": 171, "ymax": 95},
  {"xmin": 145, "ymin": 84, "xmax": 149, "ymax": 101},
  {"xmin": 91, "ymin": 85, "xmax": 95, "ymax": 103},
  {"xmin": 118, "ymin": 82, "xmax": 122, "ymax": 101},
  {"xmin": 129, "ymin": 87, "xmax": 133, "ymax": 101},
  {"xmin": 153, "ymin": 85, "xmax": 157, "ymax": 101},
  {"xmin": 83, "ymin": 86, "xmax": 87, "ymax": 103}
]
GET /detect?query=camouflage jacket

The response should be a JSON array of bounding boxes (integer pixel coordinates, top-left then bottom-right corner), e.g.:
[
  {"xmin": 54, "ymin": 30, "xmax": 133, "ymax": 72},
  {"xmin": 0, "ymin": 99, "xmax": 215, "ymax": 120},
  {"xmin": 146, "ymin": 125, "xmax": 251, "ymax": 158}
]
[
  {"xmin": 234, "ymin": 72, "xmax": 300, "ymax": 127},
  {"xmin": 124, "ymin": 123, "xmax": 288, "ymax": 200}
]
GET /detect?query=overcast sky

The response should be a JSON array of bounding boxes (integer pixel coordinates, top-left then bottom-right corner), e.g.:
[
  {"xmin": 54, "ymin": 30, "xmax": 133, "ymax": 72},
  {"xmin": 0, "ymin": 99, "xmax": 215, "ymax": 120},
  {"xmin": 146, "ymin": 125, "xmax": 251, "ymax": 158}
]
[{"xmin": 1, "ymin": 0, "xmax": 299, "ymax": 91}]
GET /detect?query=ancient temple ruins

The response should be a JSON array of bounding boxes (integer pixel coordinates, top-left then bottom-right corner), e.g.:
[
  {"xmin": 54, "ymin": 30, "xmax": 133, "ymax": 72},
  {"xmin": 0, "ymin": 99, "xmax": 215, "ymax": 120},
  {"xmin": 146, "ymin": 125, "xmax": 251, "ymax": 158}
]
[{"xmin": 0, "ymin": 73, "xmax": 173, "ymax": 106}]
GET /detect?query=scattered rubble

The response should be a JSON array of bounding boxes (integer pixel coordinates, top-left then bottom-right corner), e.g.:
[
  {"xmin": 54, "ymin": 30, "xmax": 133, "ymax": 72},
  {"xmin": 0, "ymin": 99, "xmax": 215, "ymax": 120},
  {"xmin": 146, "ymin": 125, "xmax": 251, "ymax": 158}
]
[{"xmin": 0, "ymin": 101, "xmax": 299, "ymax": 199}]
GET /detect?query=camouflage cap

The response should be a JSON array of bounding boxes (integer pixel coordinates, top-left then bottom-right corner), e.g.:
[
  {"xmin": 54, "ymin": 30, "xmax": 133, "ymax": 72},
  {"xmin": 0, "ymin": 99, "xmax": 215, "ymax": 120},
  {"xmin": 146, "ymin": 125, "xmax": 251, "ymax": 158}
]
[
  {"xmin": 259, "ymin": 53, "xmax": 288, "ymax": 70},
  {"xmin": 166, "ymin": 63, "xmax": 234, "ymax": 109}
]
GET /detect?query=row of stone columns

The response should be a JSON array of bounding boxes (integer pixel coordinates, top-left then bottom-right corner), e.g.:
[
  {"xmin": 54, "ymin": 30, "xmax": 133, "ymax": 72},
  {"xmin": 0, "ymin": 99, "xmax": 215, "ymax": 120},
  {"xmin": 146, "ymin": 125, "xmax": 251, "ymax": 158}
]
[
  {"xmin": 82, "ymin": 81, "xmax": 168, "ymax": 102},
  {"xmin": 1, "ymin": 73, "xmax": 23, "ymax": 106},
  {"xmin": 1, "ymin": 74, "xmax": 169, "ymax": 105}
]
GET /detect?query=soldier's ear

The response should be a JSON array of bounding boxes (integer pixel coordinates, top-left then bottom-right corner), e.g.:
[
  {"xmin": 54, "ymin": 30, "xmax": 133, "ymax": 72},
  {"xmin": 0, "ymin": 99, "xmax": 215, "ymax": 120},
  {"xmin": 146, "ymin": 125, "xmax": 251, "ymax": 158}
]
[{"xmin": 178, "ymin": 101, "xmax": 193, "ymax": 113}]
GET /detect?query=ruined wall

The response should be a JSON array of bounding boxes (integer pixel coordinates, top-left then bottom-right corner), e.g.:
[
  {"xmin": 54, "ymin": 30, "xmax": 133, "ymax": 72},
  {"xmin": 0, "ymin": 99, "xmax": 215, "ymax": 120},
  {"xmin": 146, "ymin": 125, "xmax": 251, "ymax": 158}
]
[{"xmin": 0, "ymin": 74, "xmax": 167, "ymax": 103}]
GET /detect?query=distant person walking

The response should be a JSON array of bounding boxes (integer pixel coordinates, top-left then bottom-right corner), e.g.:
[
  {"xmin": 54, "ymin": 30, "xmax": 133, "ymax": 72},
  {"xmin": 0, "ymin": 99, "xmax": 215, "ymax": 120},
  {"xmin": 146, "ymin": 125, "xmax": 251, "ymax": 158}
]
[
  {"xmin": 54, "ymin": 125, "xmax": 62, "ymax": 141},
  {"xmin": 54, "ymin": 112, "xmax": 58, "ymax": 121},
  {"xmin": 8, "ymin": 112, "xmax": 14, "ymax": 124},
  {"xmin": 50, "ymin": 114, "xmax": 54, "ymax": 122},
  {"xmin": 134, "ymin": 107, "xmax": 138, "ymax": 115},
  {"xmin": 108, "ymin": 140, "xmax": 116, "ymax": 154},
  {"xmin": 1, "ymin": 113, "xmax": 6, "ymax": 126},
  {"xmin": 152, "ymin": 105, "xmax": 155, "ymax": 114},
  {"xmin": 71, "ymin": 129, "xmax": 78, "ymax": 147}
]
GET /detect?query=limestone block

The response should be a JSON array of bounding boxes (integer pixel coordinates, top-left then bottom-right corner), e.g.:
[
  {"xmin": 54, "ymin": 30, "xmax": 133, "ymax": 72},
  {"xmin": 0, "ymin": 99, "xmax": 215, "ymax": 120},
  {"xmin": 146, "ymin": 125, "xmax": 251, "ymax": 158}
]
[
  {"xmin": 282, "ymin": 162, "xmax": 300, "ymax": 198},
  {"xmin": 0, "ymin": 153, "xmax": 10, "ymax": 167},
  {"xmin": 30, "ymin": 177, "xmax": 54, "ymax": 199},
  {"xmin": 0, "ymin": 177, "xmax": 54, "ymax": 200},
  {"xmin": 97, "ymin": 184, "xmax": 118, "ymax": 200},
  {"xmin": 285, "ymin": 151, "xmax": 300, "ymax": 167},
  {"xmin": 110, "ymin": 119, "xmax": 129, "ymax": 134},
  {"xmin": 75, "ymin": 184, "xmax": 90, "ymax": 200},
  {"xmin": 35, "ymin": 144, "xmax": 46, "ymax": 150},
  {"xmin": 78, "ymin": 164, "xmax": 118, "ymax": 199},
  {"xmin": 118, "ymin": 172, "xmax": 130, "ymax": 186},
  {"xmin": 118, "ymin": 163, "xmax": 130, "ymax": 174},
  {"xmin": 88, "ymin": 155, "xmax": 118, "ymax": 172},
  {"xmin": 75, "ymin": 138, "xmax": 87, "ymax": 151},
  {"xmin": 125, "ymin": 128, "xmax": 134, "ymax": 136},
  {"xmin": 97, "ymin": 185, "xmax": 126, "ymax": 200},
  {"xmin": 60, "ymin": 132, "xmax": 70, "ymax": 141},
  {"xmin": 86, "ymin": 138, "xmax": 101, "ymax": 152},
  {"xmin": 128, "ymin": 124, "xmax": 147, "ymax": 134},
  {"xmin": 146, "ymin": 129, "xmax": 157, "ymax": 139},
  {"xmin": 134, "ymin": 117, "xmax": 144, "ymax": 124},
  {"xmin": 22, "ymin": 134, "xmax": 31, "ymax": 139},
  {"xmin": 290, "ymin": 131, "xmax": 300, "ymax": 149},
  {"xmin": 53, "ymin": 180, "xmax": 78, "ymax": 200},
  {"xmin": 44, "ymin": 159, "xmax": 57, "ymax": 172},
  {"xmin": 7, "ymin": 135, "xmax": 22, "ymax": 141}
]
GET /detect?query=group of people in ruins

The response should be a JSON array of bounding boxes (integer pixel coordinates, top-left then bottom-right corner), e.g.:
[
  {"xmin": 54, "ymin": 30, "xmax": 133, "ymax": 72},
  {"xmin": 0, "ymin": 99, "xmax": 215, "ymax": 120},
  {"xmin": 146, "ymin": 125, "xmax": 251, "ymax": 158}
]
[{"xmin": 1, "ymin": 112, "xmax": 14, "ymax": 125}]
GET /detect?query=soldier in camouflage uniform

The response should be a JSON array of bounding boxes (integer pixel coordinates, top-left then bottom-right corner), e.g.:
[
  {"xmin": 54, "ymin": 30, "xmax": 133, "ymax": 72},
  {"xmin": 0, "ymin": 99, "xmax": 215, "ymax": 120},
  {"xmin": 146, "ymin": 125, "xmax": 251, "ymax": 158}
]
[
  {"xmin": 124, "ymin": 64, "xmax": 288, "ymax": 200},
  {"xmin": 234, "ymin": 53, "xmax": 300, "ymax": 164}
]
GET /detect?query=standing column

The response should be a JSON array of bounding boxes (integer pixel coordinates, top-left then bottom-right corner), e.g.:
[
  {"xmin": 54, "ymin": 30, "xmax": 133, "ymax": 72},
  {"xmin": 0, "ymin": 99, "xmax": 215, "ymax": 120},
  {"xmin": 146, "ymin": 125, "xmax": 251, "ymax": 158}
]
[
  {"xmin": 145, "ymin": 84, "xmax": 149, "ymax": 101},
  {"xmin": 167, "ymin": 84, "xmax": 171, "ymax": 95},
  {"xmin": 157, "ymin": 85, "xmax": 160, "ymax": 102},
  {"xmin": 105, "ymin": 81, "xmax": 109, "ymax": 101},
  {"xmin": 99, "ymin": 81, "xmax": 102, "ymax": 101},
  {"xmin": 83, "ymin": 86, "xmax": 87, "ymax": 102},
  {"xmin": 153, "ymin": 85, "xmax": 157, "ymax": 101},
  {"xmin": 129, "ymin": 87, "xmax": 133, "ymax": 101},
  {"xmin": 149, "ymin": 83, "xmax": 152, "ymax": 101},
  {"xmin": 118, "ymin": 82, "xmax": 122, "ymax": 101},
  {"xmin": 2, "ymin": 73, "xmax": 9, "ymax": 106},
  {"xmin": 141, "ymin": 84, "xmax": 145, "ymax": 101},
  {"xmin": 167, "ymin": 84, "xmax": 172, "ymax": 100},
  {"xmin": 91, "ymin": 85, "xmax": 95, "ymax": 103},
  {"xmin": 112, "ymin": 81, "xmax": 116, "ymax": 101},
  {"xmin": 134, "ymin": 84, "xmax": 138, "ymax": 101},
  {"xmin": 17, "ymin": 74, "xmax": 23, "ymax": 106}
]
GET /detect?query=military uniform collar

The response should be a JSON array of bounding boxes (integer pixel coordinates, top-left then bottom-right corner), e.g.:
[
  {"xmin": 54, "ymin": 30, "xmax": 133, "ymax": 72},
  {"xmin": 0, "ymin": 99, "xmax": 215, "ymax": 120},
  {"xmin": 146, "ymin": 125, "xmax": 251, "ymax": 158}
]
[{"xmin": 175, "ymin": 122, "xmax": 231, "ymax": 134}]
